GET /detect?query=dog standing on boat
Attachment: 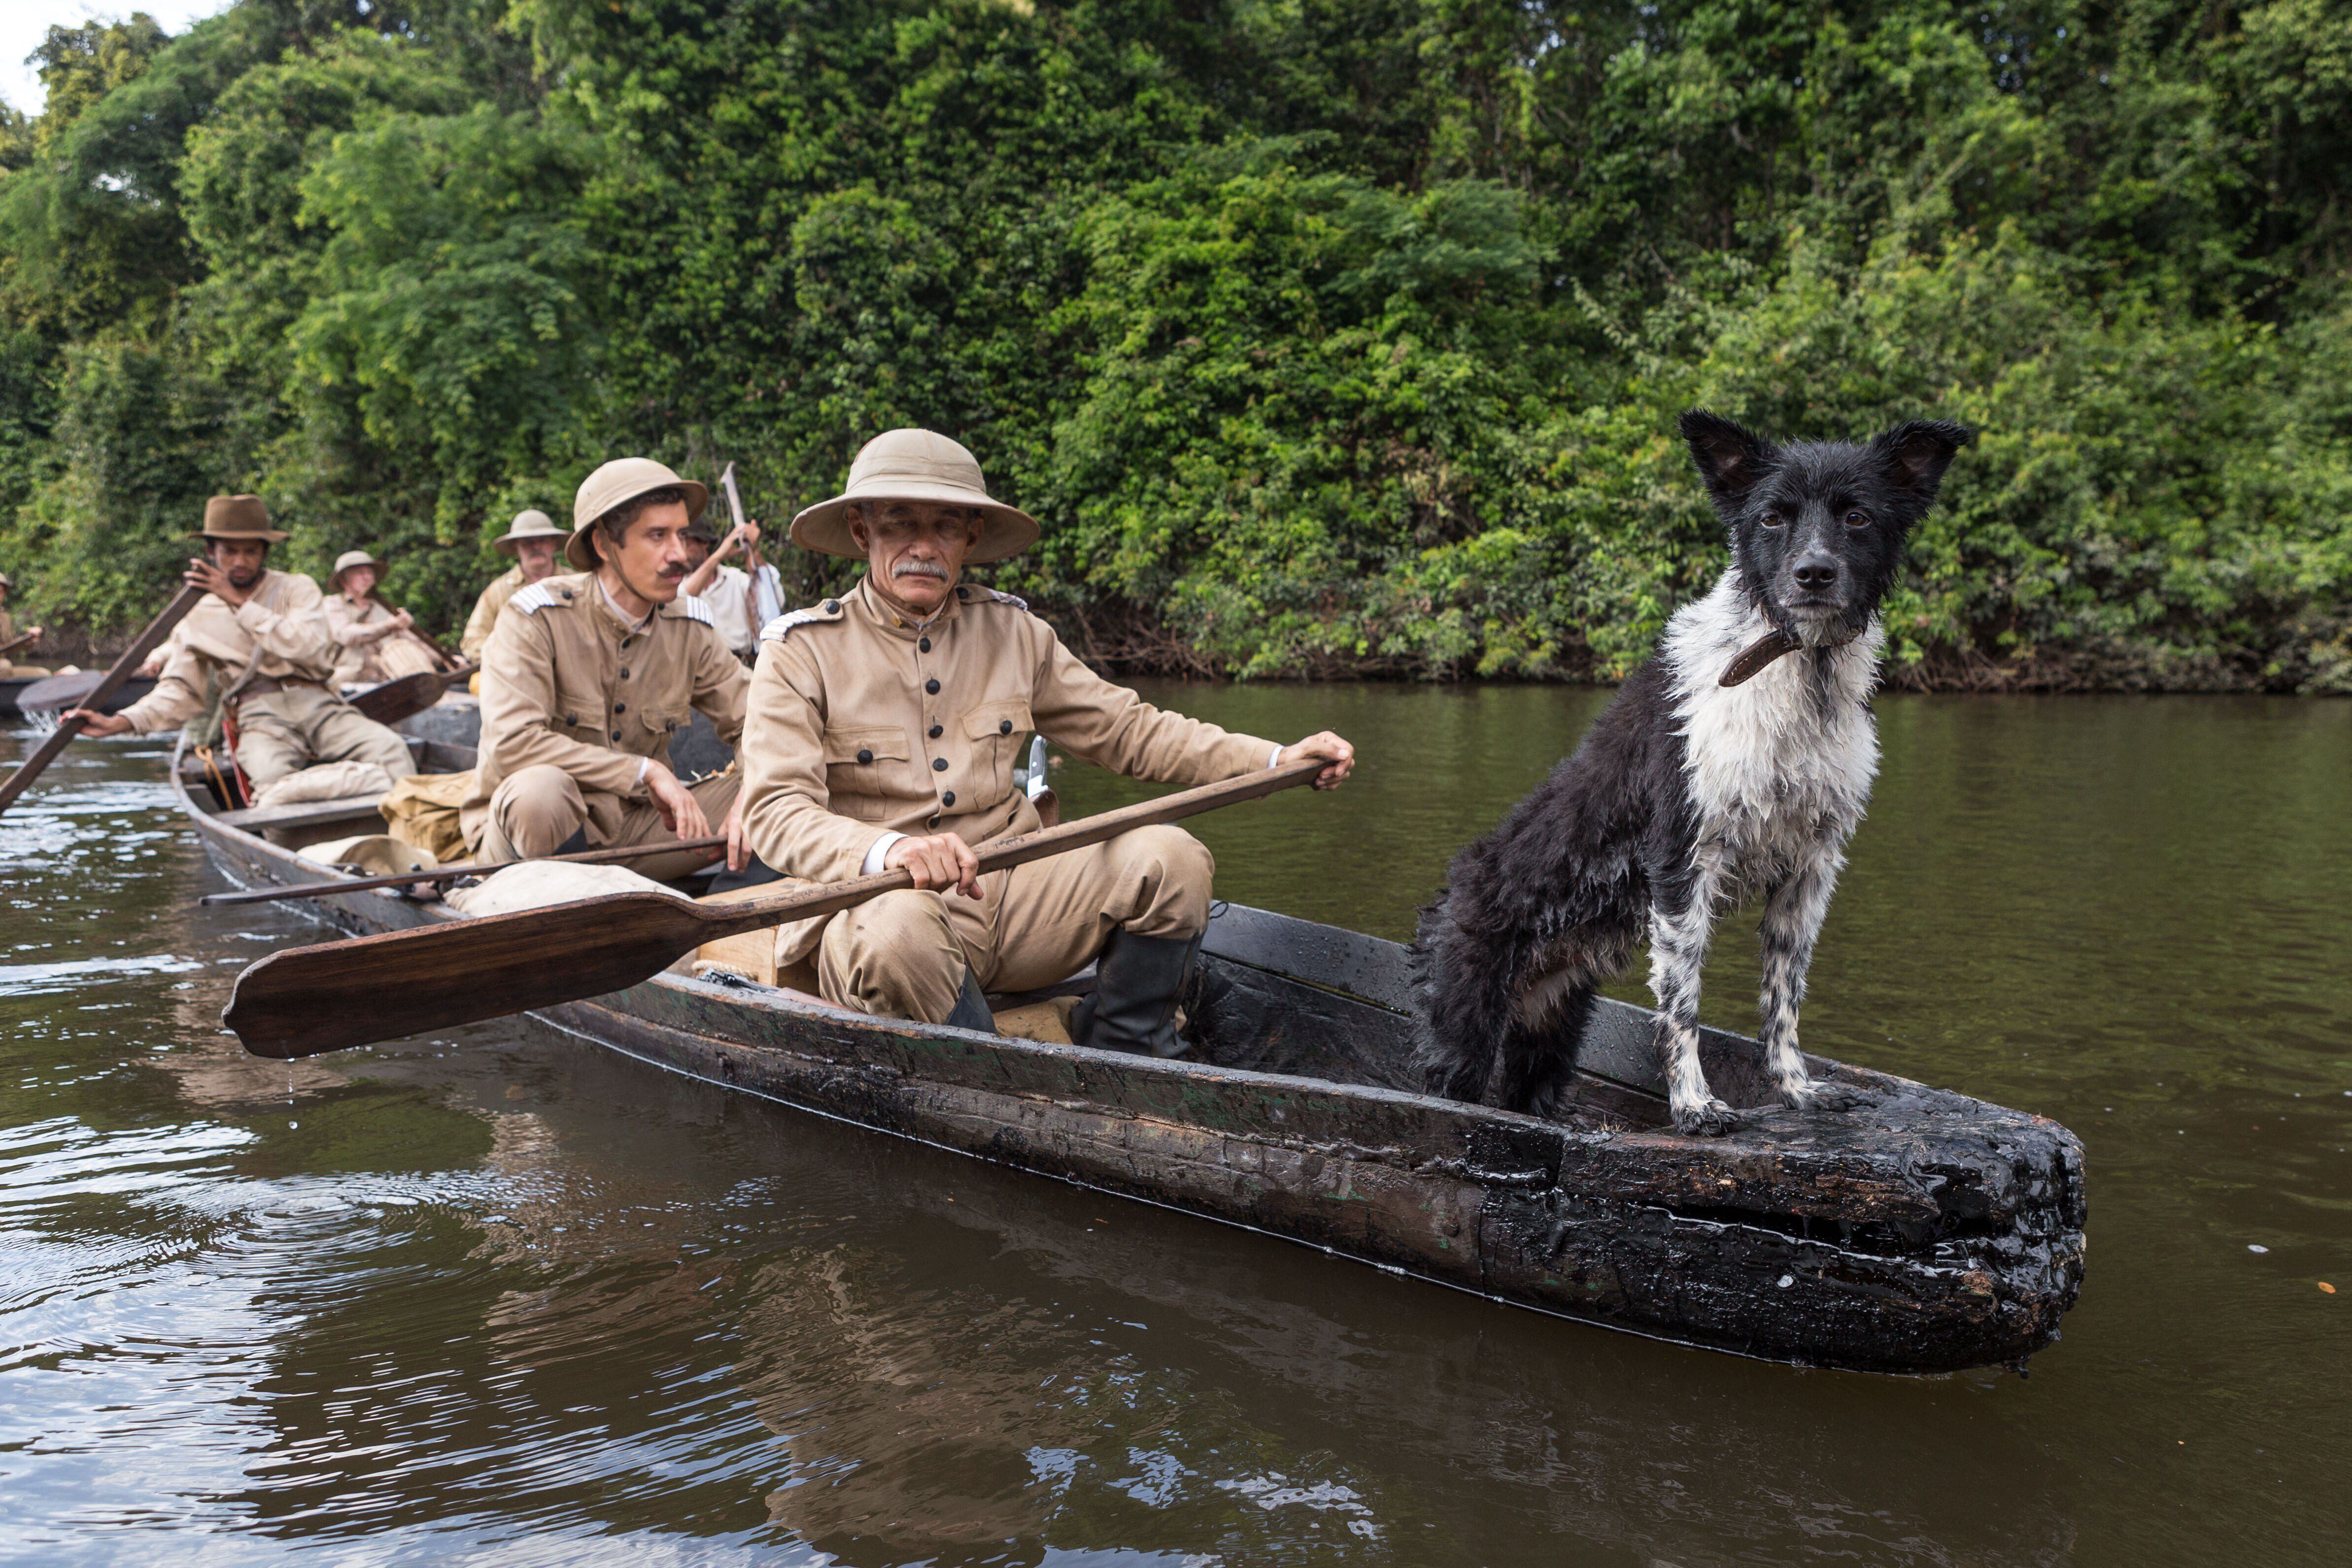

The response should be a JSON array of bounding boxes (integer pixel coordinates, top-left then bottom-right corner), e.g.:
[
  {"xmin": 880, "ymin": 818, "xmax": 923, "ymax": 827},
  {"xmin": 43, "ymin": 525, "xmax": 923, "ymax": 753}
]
[{"xmin": 1410, "ymin": 410, "xmax": 1971, "ymax": 1135}]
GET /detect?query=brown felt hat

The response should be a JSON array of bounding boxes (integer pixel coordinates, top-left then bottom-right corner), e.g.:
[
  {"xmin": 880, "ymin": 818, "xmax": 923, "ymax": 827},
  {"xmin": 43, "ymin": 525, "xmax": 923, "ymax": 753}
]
[
  {"xmin": 496, "ymin": 509, "xmax": 566, "ymax": 556},
  {"xmin": 789, "ymin": 429, "xmax": 1038, "ymax": 564},
  {"xmin": 566, "ymin": 459, "xmax": 709, "ymax": 570},
  {"xmin": 197, "ymin": 495, "xmax": 289, "ymax": 543}
]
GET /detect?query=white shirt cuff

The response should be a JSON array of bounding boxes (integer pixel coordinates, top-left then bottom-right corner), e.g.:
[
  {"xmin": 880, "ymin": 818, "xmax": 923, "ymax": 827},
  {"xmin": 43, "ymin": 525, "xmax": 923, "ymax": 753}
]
[
  {"xmin": 861, "ymin": 831, "xmax": 907, "ymax": 876},
  {"xmin": 1267, "ymin": 745, "xmax": 1284, "ymax": 770},
  {"xmin": 633, "ymin": 756, "xmax": 649, "ymax": 790}
]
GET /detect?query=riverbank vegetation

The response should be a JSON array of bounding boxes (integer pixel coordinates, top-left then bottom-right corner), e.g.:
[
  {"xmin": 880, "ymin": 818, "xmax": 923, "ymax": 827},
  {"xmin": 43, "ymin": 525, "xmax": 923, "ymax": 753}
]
[{"xmin": 2, "ymin": 0, "xmax": 2346, "ymax": 688}]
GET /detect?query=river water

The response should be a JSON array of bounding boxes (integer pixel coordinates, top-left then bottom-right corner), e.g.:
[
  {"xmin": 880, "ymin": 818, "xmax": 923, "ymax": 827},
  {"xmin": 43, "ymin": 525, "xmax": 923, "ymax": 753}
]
[{"xmin": 2, "ymin": 685, "xmax": 2346, "ymax": 1565}]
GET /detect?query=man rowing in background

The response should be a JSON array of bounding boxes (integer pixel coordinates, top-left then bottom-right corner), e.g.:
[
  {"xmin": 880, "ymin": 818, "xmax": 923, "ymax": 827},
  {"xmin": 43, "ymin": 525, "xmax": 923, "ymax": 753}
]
[
  {"xmin": 0, "ymin": 571, "xmax": 52, "ymax": 678},
  {"xmin": 69, "ymin": 497, "xmax": 414, "ymax": 792},
  {"xmin": 459, "ymin": 509, "xmax": 568, "ymax": 663},
  {"xmin": 324, "ymin": 550, "xmax": 447, "ymax": 685},
  {"xmin": 738, "ymin": 429, "xmax": 1353, "ymax": 1053},
  {"xmin": 461, "ymin": 459, "xmax": 752, "ymax": 881}
]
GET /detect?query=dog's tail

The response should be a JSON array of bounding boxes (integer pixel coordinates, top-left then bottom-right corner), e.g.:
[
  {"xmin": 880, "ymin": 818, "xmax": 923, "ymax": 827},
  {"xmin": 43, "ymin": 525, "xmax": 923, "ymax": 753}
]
[{"xmin": 1408, "ymin": 889, "xmax": 1526, "ymax": 1104}]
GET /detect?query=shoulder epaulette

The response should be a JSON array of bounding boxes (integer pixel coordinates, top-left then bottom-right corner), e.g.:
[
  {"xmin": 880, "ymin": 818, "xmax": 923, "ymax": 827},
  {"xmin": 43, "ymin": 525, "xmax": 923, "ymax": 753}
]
[
  {"xmin": 761, "ymin": 598, "xmax": 848, "ymax": 644},
  {"xmin": 954, "ymin": 585, "xmax": 1029, "ymax": 612},
  {"xmin": 511, "ymin": 584, "xmax": 558, "ymax": 615},
  {"xmin": 672, "ymin": 594, "xmax": 714, "ymax": 627}
]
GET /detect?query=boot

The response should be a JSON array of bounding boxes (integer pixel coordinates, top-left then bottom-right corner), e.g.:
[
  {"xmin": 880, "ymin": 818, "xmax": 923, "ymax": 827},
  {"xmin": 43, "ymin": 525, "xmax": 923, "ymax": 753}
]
[
  {"xmin": 1072, "ymin": 930, "xmax": 1200, "ymax": 1058},
  {"xmin": 943, "ymin": 968, "xmax": 996, "ymax": 1034}
]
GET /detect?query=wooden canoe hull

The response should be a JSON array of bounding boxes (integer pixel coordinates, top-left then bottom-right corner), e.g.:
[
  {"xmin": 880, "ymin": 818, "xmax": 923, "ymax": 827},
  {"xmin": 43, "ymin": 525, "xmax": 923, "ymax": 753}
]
[{"xmin": 176, "ymin": 757, "xmax": 2084, "ymax": 1374}]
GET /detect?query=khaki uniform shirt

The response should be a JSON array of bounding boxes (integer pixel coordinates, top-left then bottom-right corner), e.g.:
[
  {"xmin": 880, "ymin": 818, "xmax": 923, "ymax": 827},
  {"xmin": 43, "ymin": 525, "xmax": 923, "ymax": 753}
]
[
  {"xmin": 324, "ymin": 593, "xmax": 442, "ymax": 684},
  {"xmin": 459, "ymin": 563, "xmax": 529, "ymax": 663},
  {"xmin": 741, "ymin": 577, "xmax": 1277, "ymax": 883},
  {"xmin": 119, "ymin": 570, "xmax": 340, "ymax": 735},
  {"xmin": 464, "ymin": 571, "xmax": 749, "ymax": 828}
]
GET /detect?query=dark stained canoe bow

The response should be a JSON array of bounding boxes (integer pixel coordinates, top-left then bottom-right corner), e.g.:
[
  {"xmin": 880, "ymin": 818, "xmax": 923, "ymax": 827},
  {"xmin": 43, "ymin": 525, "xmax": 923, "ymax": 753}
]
[{"xmin": 179, "ymin": 737, "xmax": 2085, "ymax": 1373}]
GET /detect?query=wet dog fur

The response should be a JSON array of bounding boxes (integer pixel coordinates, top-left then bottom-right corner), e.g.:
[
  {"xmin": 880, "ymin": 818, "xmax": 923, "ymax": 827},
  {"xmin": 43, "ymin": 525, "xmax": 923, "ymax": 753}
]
[{"xmin": 1410, "ymin": 410, "xmax": 1971, "ymax": 1135}]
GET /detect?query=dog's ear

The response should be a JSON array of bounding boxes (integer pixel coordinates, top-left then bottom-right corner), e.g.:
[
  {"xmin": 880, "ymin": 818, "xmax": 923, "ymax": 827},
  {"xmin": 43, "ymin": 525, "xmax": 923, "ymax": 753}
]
[
  {"xmin": 1678, "ymin": 410, "xmax": 1777, "ymax": 513},
  {"xmin": 1870, "ymin": 420, "xmax": 1974, "ymax": 500}
]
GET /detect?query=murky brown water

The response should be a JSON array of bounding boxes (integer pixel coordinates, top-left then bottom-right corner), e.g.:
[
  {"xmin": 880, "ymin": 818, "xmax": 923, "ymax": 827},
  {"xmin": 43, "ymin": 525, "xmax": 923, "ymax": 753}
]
[{"xmin": 3, "ymin": 686, "xmax": 2347, "ymax": 1564}]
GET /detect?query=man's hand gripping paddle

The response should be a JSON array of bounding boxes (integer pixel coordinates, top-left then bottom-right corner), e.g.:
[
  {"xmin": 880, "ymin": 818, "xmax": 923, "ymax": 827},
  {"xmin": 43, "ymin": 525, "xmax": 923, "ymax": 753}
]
[{"xmin": 223, "ymin": 759, "xmax": 1326, "ymax": 1058}]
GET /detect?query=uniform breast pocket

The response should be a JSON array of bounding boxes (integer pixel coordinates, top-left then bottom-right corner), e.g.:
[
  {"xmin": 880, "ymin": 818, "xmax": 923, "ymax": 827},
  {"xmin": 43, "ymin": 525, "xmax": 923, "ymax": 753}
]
[
  {"xmin": 639, "ymin": 706, "xmax": 686, "ymax": 761},
  {"xmin": 822, "ymin": 725, "xmax": 912, "ymax": 819},
  {"xmin": 553, "ymin": 685, "xmax": 608, "ymax": 745},
  {"xmin": 963, "ymin": 698, "xmax": 1033, "ymax": 803}
]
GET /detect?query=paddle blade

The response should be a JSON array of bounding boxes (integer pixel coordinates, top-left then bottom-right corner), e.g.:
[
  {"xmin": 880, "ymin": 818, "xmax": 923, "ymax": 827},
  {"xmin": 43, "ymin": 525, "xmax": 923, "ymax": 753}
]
[
  {"xmin": 348, "ymin": 669, "xmax": 445, "ymax": 725},
  {"xmin": 222, "ymin": 891, "xmax": 714, "ymax": 1058}
]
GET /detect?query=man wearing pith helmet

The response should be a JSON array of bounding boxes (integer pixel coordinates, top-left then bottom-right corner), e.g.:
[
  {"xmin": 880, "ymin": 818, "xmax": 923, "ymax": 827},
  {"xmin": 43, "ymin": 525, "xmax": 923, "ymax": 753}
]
[
  {"xmin": 68, "ymin": 497, "xmax": 415, "ymax": 791},
  {"xmin": 462, "ymin": 459, "xmax": 754, "ymax": 879},
  {"xmin": 739, "ymin": 428, "xmax": 1354, "ymax": 1053},
  {"xmin": 459, "ymin": 508, "xmax": 568, "ymax": 663}
]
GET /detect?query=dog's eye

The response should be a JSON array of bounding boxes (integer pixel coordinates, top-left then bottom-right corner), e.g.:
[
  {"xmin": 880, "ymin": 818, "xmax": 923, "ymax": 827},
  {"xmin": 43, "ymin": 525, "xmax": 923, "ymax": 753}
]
[
  {"xmin": 1843, "ymin": 510, "xmax": 1870, "ymax": 529},
  {"xmin": 1760, "ymin": 509, "xmax": 1788, "ymax": 529}
]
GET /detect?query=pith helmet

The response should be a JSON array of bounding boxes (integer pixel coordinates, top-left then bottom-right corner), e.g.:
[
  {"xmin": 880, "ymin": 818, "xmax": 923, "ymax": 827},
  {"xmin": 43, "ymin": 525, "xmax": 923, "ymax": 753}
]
[
  {"xmin": 495, "ymin": 509, "xmax": 566, "ymax": 557},
  {"xmin": 196, "ymin": 495, "xmax": 289, "ymax": 543},
  {"xmin": 789, "ymin": 429, "xmax": 1038, "ymax": 564},
  {"xmin": 330, "ymin": 550, "xmax": 383, "ymax": 590},
  {"xmin": 0, "ymin": 571, "xmax": 13, "ymax": 589},
  {"xmin": 567, "ymin": 459, "xmax": 709, "ymax": 570}
]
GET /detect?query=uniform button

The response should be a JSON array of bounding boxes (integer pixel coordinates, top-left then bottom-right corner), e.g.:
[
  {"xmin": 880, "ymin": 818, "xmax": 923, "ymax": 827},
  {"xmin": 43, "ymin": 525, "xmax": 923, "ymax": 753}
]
[
  {"xmin": 924, "ymin": 678, "xmax": 940, "ymax": 695},
  {"xmin": 618, "ymin": 667, "xmax": 629, "ymax": 679},
  {"xmin": 611, "ymin": 730, "xmax": 621, "ymax": 742},
  {"xmin": 564, "ymin": 715, "xmax": 577, "ymax": 725},
  {"xmin": 824, "ymin": 599, "xmax": 839, "ymax": 613},
  {"xmin": 919, "ymin": 636, "xmax": 931, "ymax": 653},
  {"xmin": 942, "ymin": 790, "xmax": 956, "ymax": 806},
  {"xmin": 614, "ymin": 702, "xmax": 626, "ymax": 714},
  {"xmin": 856, "ymin": 749, "xmax": 872, "ymax": 764},
  {"xmin": 955, "ymin": 586, "xmax": 968, "ymax": 599},
  {"xmin": 998, "ymin": 719, "xmax": 1012, "ymax": 735},
  {"xmin": 928, "ymin": 724, "xmax": 942, "ymax": 739},
  {"xmin": 932, "ymin": 757, "xmax": 948, "ymax": 771}
]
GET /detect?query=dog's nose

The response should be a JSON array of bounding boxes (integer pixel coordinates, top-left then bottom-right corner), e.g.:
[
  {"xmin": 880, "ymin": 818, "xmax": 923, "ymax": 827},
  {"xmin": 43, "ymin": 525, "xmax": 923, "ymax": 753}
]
[{"xmin": 1792, "ymin": 552, "xmax": 1840, "ymax": 590}]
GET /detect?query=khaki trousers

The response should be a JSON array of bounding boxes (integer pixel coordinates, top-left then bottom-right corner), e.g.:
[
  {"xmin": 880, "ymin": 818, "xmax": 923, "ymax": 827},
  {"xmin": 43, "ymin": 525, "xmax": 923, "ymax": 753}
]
[
  {"xmin": 232, "ymin": 686, "xmax": 414, "ymax": 793},
  {"xmin": 811, "ymin": 823, "xmax": 1213, "ymax": 1024},
  {"xmin": 474, "ymin": 762, "xmax": 742, "ymax": 883}
]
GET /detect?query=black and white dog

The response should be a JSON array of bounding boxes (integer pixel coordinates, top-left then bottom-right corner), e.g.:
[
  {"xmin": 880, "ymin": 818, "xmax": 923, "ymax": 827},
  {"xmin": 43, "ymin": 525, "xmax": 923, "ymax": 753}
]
[{"xmin": 1411, "ymin": 410, "xmax": 1971, "ymax": 1135}]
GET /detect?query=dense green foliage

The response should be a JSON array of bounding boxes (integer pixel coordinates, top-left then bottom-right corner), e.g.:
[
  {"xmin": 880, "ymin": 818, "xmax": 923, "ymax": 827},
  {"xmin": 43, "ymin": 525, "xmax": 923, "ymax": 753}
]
[{"xmin": 2, "ymin": 0, "xmax": 2347, "ymax": 687}]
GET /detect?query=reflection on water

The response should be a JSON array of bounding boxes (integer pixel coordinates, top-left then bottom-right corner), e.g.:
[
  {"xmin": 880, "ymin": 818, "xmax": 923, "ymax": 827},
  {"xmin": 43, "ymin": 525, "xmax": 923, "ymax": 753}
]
[{"xmin": 1, "ymin": 693, "xmax": 2347, "ymax": 1565}]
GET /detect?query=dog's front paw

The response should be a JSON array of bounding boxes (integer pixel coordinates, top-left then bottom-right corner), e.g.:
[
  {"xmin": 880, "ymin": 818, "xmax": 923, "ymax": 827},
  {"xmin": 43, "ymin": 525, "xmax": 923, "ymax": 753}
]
[
  {"xmin": 1671, "ymin": 1097, "xmax": 1741, "ymax": 1137},
  {"xmin": 1780, "ymin": 1077, "xmax": 1872, "ymax": 1114}
]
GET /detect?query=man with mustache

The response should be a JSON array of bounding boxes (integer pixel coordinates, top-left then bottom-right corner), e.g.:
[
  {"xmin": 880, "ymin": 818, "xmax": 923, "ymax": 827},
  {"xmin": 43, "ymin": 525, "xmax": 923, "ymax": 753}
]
[
  {"xmin": 737, "ymin": 429, "xmax": 1354, "ymax": 1055},
  {"xmin": 68, "ymin": 497, "xmax": 416, "ymax": 791},
  {"xmin": 459, "ymin": 509, "xmax": 568, "ymax": 663},
  {"xmin": 462, "ymin": 458, "xmax": 753, "ymax": 879}
]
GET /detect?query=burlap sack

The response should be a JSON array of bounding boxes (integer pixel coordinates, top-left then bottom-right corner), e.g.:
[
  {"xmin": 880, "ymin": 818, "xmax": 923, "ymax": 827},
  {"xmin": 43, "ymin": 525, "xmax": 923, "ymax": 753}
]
[{"xmin": 377, "ymin": 769, "xmax": 475, "ymax": 861}]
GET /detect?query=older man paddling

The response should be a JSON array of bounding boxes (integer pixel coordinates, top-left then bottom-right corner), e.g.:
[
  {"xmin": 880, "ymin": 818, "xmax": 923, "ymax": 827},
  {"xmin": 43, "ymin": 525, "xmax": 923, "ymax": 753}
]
[
  {"xmin": 739, "ymin": 428, "xmax": 1353, "ymax": 1054},
  {"xmin": 459, "ymin": 509, "xmax": 568, "ymax": 663},
  {"xmin": 462, "ymin": 459, "xmax": 753, "ymax": 880},
  {"xmin": 69, "ymin": 497, "xmax": 413, "ymax": 792}
]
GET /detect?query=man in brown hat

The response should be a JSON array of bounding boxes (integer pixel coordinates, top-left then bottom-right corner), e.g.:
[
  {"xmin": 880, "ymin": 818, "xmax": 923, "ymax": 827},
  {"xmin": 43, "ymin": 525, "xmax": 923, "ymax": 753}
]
[
  {"xmin": 0, "ymin": 571, "xmax": 52, "ymax": 678},
  {"xmin": 459, "ymin": 509, "xmax": 568, "ymax": 662},
  {"xmin": 462, "ymin": 459, "xmax": 753, "ymax": 878},
  {"xmin": 324, "ymin": 550, "xmax": 446, "ymax": 685},
  {"xmin": 738, "ymin": 428, "xmax": 1354, "ymax": 1052},
  {"xmin": 68, "ymin": 497, "xmax": 415, "ymax": 791}
]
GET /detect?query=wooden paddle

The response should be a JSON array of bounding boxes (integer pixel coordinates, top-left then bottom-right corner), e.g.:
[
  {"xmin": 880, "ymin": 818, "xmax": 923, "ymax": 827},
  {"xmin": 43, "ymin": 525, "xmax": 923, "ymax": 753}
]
[
  {"xmin": 199, "ymin": 832, "xmax": 732, "ymax": 905},
  {"xmin": 349, "ymin": 663, "xmax": 477, "ymax": 725},
  {"xmin": 0, "ymin": 631, "xmax": 34, "ymax": 658},
  {"xmin": 224, "ymin": 758, "xmax": 1325, "ymax": 1058},
  {"xmin": 0, "ymin": 583, "xmax": 206, "ymax": 817}
]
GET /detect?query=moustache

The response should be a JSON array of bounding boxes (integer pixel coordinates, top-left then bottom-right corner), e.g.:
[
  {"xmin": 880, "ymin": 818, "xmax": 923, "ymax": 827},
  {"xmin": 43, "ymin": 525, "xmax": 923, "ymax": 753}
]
[{"xmin": 892, "ymin": 560, "xmax": 949, "ymax": 581}]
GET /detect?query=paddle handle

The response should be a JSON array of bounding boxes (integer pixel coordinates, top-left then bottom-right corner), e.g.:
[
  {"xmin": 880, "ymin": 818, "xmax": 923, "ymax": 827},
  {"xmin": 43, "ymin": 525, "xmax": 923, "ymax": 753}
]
[
  {"xmin": 692, "ymin": 757, "xmax": 1328, "ymax": 943},
  {"xmin": 0, "ymin": 631, "xmax": 33, "ymax": 657},
  {"xmin": 0, "ymin": 582, "xmax": 207, "ymax": 816},
  {"xmin": 199, "ymin": 831, "xmax": 732, "ymax": 905}
]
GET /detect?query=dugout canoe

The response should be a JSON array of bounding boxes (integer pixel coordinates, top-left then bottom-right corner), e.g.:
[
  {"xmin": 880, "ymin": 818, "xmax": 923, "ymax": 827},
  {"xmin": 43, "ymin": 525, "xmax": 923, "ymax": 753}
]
[{"xmin": 173, "ymin": 737, "xmax": 2085, "ymax": 1374}]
